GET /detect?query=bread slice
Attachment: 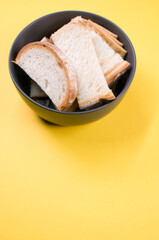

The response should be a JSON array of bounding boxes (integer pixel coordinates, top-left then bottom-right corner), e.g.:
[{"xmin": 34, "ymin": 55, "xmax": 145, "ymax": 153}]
[
  {"xmin": 29, "ymin": 37, "xmax": 55, "ymax": 99},
  {"xmin": 90, "ymin": 29, "xmax": 130, "ymax": 85},
  {"xmin": 40, "ymin": 36, "xmax": 79, "ymax": 111},
  {"xmin": 51, "ymin": 19, "xmax": 115, "ymax": 109},
  {"xmin": 85, "ymin": 19, "xmax": 127, "ymax": 57},
  {"xmin": 40, "ymin": 36, "xmax": 79, "ymax": 112},
  {"xmin": 29, "ymin": 37, "xmax": 54, "ymax": 98},
  {"xmin": 105, "ymin": 61, "xmax": 130, "ymax": 85},
  {"xmin": 67, "ymin": 17, "xmax": 130, "ymax": 86},
  {"xmin": 90, "ymin": 21, "xmax": 118, "ymax": 39},
  {"xmin": 14, "ymin": 42, "xmax": 77, "ymax": 111},
  {"xmin": 84, "ymin": 19, "xmax": 126, "ymax": 47},
  {"xmin": 82, "ymin": 18, "xmax": 124, "ymax": 48},
  {"xmin": 77, "ymin": 17, "xmax": 130, "ymax": 86}
]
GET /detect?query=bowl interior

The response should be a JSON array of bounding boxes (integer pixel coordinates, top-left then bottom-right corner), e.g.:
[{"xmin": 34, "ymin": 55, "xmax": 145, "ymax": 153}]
[{"xmin": 9, "ymin": 11, "xmax": 136, "ymax": 113}]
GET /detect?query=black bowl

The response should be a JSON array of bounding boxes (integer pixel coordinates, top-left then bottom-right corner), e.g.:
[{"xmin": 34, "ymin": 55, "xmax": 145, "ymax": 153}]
[{"xmin": 9, "ymin": 11, "xmax": 136, "ymax": 126}]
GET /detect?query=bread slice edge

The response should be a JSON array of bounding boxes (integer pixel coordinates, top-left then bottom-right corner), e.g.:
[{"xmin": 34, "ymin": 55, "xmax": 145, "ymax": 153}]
[{"xmin": 15, "ymin": 42, "xmax": 77, "ymax": 111}]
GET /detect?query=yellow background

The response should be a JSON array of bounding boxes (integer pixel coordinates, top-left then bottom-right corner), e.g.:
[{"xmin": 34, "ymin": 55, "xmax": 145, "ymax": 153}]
[{"xmin": 1, "ymin": 0, "xmax": 159, "ymax": 239}]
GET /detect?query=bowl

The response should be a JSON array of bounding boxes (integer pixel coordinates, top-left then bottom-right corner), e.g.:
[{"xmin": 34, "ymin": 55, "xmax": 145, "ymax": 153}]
[{"xmin": 9, "ymin": 11, "xmax": 136, "ymax": 126}]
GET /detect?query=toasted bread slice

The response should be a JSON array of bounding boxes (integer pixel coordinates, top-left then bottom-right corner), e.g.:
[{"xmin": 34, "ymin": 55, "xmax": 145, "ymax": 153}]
[
  {"xmin": 15, "ymin": 42, "xmax": 77, "ymax": 111},
  {"xmin": 51, "ymin": 18, "xmax": 115, "ymax": 109}
]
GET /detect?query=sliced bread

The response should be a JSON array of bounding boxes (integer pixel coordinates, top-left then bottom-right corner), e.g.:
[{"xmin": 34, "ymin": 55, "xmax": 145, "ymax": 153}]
[
  {"xmin": 51, "ymin": 19, "xmax": 115, "ymax": 109},
  {"xmin": 29, "ymin": 37, "xmax": 54, "ymax": 98},
  {"xmin": 82, "ymin": 18, "xmax": 124, "ymax": 49},
  {"xmin": 90, "ymin": 29, "xmax": 130, "ymax": 85},
  {"xmin": 75, "ymin": 17, "xmax": 130, "ymax": 85},
  {"xmin": 85, "ymin": 18, "xmax": 127, "ymax": 57},
  {"xmin": 14, "ymin": 42, "xmax": 77, "ymax": 111},
  {"xmin": 41, "ymin": 36, "xmax": 79, "ymax": 112}
]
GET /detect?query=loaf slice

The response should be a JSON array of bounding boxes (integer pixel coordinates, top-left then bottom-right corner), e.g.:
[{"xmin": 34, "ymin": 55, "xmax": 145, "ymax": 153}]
[
  {"xmin": 68, "ymin": 17, "xmax": 130, "ymax": 86},
  {"xmin": 90, "ymin": 21, "xmax": 118, "ymax": 39},
  {"xmin": 51, "ymin": 19, "xmax": 115, "ymax": 109},
  {"xmin": 29, "ymin": 37, "xmax": 55, "ymax": 98},
  {"xmin": 90, "ymin": 29, "xmax": 130, "ymax": 85},
  {"xmin": 86, "ymin": 19, "xmax": 123, "ymax": 47},
  {"xmin": 29, "ymin": 37, "xmax": 54, "ymax": 98},
  {"xmin": 40, "ymin": 36, "xmax": 79, "ymax": 111},
  {"xmin": 14, "ymin": 42, "xmax": 77, "ymax": 111},
  {"xmin": 85, "ymin": 19, "xmax": 127, "ymax": 57}
]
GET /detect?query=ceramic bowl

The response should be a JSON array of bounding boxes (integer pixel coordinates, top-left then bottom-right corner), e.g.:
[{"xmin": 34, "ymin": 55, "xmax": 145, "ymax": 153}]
[{"xmin": 9, "ymin": 11, "xmax": 136, "ymax": 126}]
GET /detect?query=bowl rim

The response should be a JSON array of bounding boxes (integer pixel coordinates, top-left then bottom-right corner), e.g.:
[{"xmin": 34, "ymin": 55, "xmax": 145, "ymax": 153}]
[{"xmin": 9, "ymin": 10, "xmax": 136, "ymax": 115}]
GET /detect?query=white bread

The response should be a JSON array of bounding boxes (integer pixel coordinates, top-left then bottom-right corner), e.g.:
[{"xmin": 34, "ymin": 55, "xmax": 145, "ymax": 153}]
[
  {"xmin": 29, "ymin": 37, "xmax": 53, "ymax": 98},
  {"xmin": 91, "ymin": 21, "xmax": 118, "ymax": 39},
  {"xmin": 90, "ymin": 30, "xmax": 130, "ymax": 85},
  {"xmin": 67, "ymin": 17, "xmax": 130, "ymax": 86},
  {"xmin": 82, "ymin": 18, "xmax": 124, "ymax": 48},
  {"xmin": 51, "ymin": 19, "xmax": 115, "ymax": 109},
  {"xmin": 78, "ymin": 17, "xmax": 130, "ymax": 85},
  {"xmin": 30, "ymin": 80, "xmax": 78, "ymax": 111},
  {"xmin": 86, "ymin": 20, "xmax": 123, "ymax": 46},
  {"xmin": 29, "ymin": 37, "xmax": 56, "ymax": 99},
  {"xmin": 40, "ymin": 36, "xmax": 79, "ymax": 112},
  {"xmin": 105, "ymin": 60, "xmax": 130, "ymax": 85},
  {"xmin": 90, "ymin": 30, "xmax": 115, "ymax": 65},
  {"xmin": 85, "ymin": 19, "xmax": 127, "ymax": 57},
  {"xmin": 15, "ymin": 42, "xmax": 77, "ymax": 111},
  {"xmin": 90, "ymin": 21, "xmax": 118, "ymax": 39},
  {"xmin": 40, "ymin": 36, "xmax": 79, "ymax": 111}
]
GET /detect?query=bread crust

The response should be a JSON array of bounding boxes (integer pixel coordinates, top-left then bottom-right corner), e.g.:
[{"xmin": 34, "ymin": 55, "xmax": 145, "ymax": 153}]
[
  {"xmin": 79, "ymin": 90, "xmax": 115, "ymax": 109},
  {"xmin": 93, "ymin": 21, "xmax": 118, "ymax": 39},
  {"xmin": 79, "ymin": 18, "xmax": 130, "ymax": 86},
  {"xmin": 51, "ymin": 18, "xmax": 116, "ymax": 109},
  {"xmin": 91, "ymin": 21, "xmax": 123, "ymax": 47},
  {"xmin": 86, "ymin": 19, "xmax": 127, "ymax": 58},
  {"xmin": 15, "ymin": 42, "xmax": 77, "ymax": 111},
  {"xmin": 82, "ymin": 17, "xmax": 124, "ymax": 48},
  {"xmin": 94, "ymin": 23, "xmax": 123, "ymax": 47},
  {"xmin": 105, "ymin": 61, "xmax": 130, "ymax": 85},
  {"xmin": 71, "ymin": 17, "xmax": 126, "ymax": 57},
  {"xmin": 81, "ymin": 18, "xmax": 118, "ymax": 38}
]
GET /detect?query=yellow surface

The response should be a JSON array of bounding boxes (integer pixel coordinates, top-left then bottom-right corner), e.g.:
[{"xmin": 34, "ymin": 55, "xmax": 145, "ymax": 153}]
[{"xmin": 0, "ymin": 0, "xmax": 159, "ymax": 239}]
